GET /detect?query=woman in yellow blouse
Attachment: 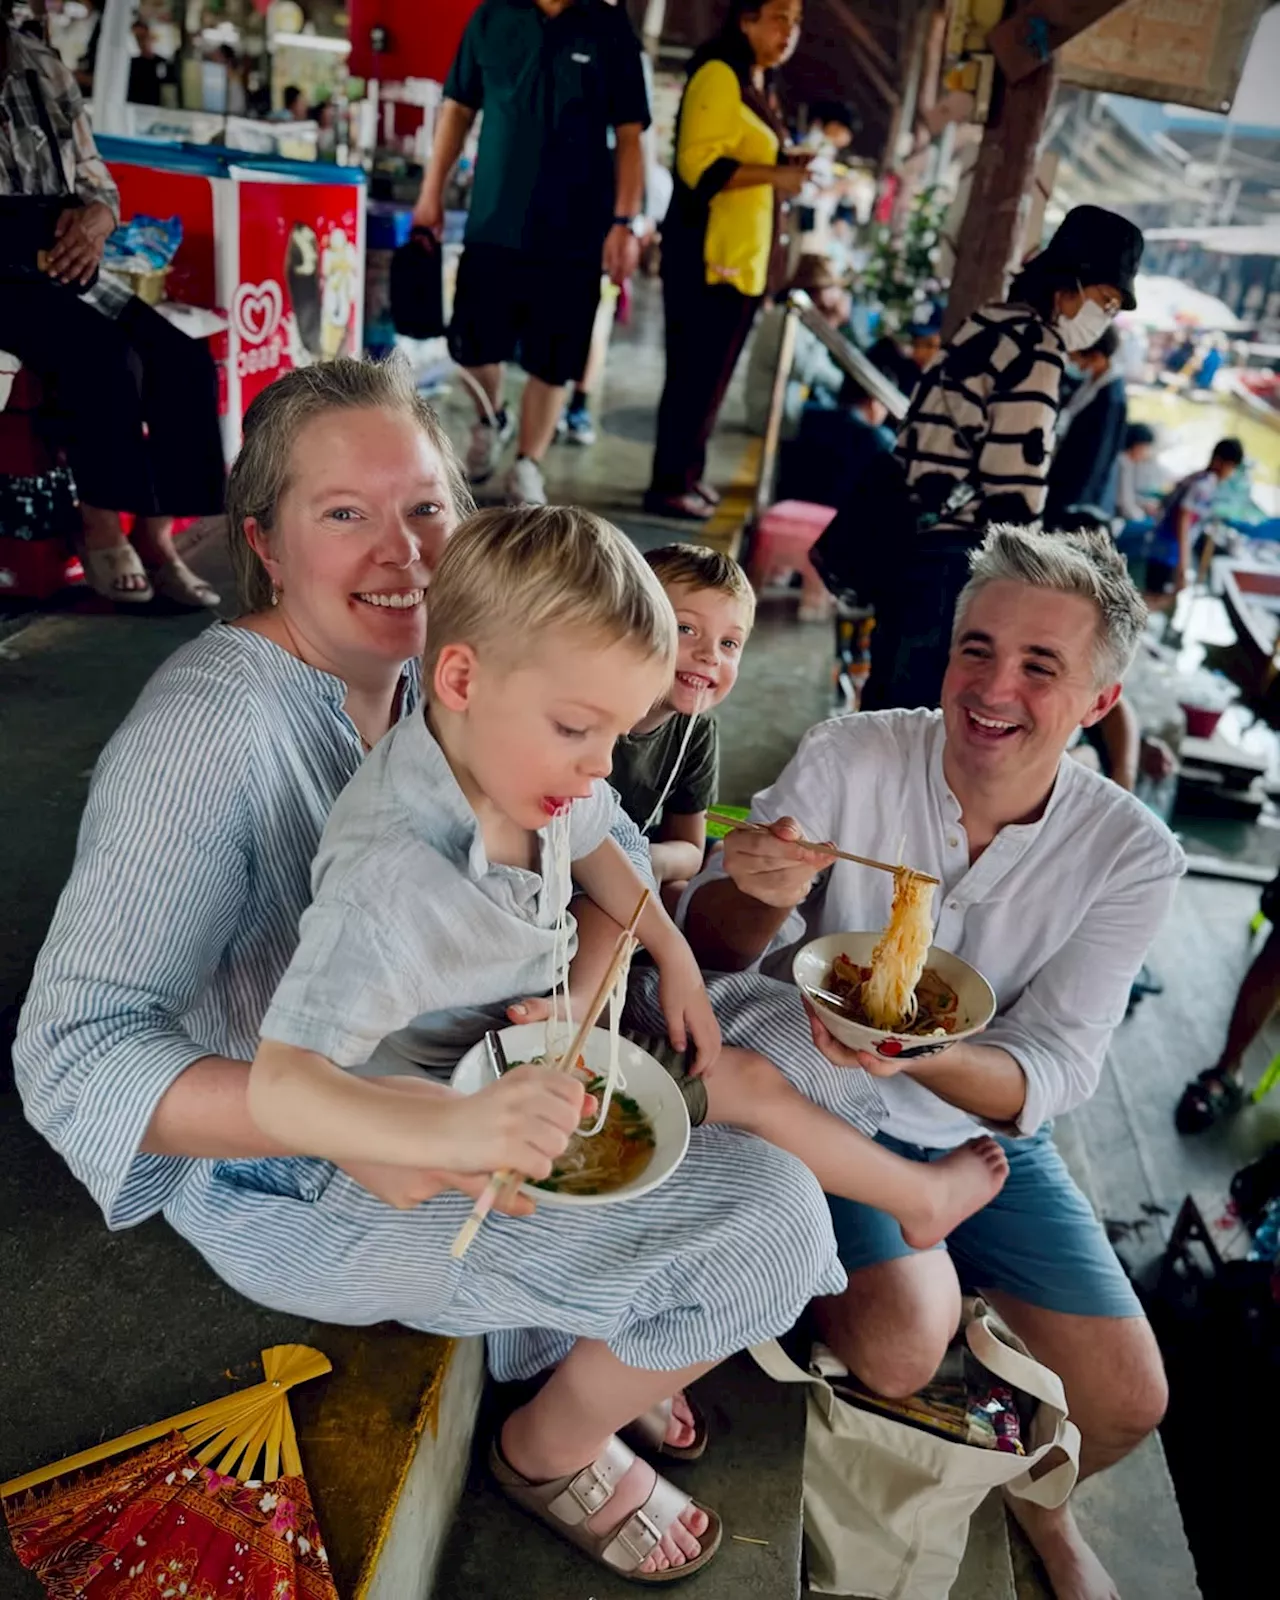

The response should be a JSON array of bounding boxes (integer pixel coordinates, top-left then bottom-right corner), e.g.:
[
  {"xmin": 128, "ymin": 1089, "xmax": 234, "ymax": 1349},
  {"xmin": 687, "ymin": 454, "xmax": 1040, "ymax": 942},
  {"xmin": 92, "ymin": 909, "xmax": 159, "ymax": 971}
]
[{"xmin": 646, "ymin": 0, "xmax": 808, "ymax": 521}]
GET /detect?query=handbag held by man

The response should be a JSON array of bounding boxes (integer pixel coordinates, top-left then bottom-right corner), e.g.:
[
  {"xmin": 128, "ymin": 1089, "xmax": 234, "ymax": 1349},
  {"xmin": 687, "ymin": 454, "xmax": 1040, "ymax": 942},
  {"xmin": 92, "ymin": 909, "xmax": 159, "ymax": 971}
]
[{"xmin": 752, "ymin": 1301, "xmax": 1081, "ymax": 1599}]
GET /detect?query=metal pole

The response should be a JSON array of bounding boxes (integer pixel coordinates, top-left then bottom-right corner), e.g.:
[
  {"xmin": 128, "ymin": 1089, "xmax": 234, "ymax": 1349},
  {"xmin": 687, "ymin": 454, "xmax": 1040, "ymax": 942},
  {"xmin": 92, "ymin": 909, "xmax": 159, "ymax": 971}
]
[{"xmin": 753, "ymin": 306, "xmax": 799, "ymax": 526}]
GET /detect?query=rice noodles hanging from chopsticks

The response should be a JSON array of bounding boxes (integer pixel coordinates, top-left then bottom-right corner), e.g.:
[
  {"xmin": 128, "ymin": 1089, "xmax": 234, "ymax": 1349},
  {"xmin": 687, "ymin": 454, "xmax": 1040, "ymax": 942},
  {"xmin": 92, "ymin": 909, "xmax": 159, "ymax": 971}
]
[
  {"xmin": 859, "ymin": 866, "xmax": 936, "ymax": 1030},
  {"xmin": 546, "ymin": 803, "xmax": 632, "ymax": 1137}
]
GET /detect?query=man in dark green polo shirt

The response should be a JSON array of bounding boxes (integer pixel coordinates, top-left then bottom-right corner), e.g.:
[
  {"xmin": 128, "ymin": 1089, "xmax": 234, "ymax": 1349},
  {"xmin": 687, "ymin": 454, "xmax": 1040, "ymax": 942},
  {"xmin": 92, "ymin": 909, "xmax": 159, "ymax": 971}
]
[{"xmin": 413, "ymin": 0, "xmax": 649, "ymax": 506}]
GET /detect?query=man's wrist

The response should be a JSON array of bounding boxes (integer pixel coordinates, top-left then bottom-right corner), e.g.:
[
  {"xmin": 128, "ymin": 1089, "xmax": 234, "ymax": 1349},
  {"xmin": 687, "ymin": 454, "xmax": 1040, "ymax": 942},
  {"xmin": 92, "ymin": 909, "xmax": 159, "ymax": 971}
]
[{"xmin": 611, "ymin": 215, "xmax": 642, "ymax": 236}]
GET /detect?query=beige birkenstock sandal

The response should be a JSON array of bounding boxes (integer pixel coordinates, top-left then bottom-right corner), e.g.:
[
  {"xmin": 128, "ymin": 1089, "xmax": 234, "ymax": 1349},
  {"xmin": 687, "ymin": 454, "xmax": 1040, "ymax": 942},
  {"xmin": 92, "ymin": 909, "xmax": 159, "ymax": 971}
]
[
  {"xmin": 622, "ymin": 1392, "xmax": 709, "ymax": 1462},
  {"xmin": 80, "ymin": 543, "xmax": 154, "ymax": 604},
  {"xmin": 149, "ymin": 556, "xmax": 220, "ymax": 610},
  {"xmin": 490, "ymin": 1432, "xmax": 722, "ymax": 1584}
]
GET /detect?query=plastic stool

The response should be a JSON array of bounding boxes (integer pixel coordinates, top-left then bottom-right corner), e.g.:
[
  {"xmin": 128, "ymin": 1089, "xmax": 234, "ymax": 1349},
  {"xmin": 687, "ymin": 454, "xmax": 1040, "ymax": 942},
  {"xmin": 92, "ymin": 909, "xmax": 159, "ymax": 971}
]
[{"xmin": 747, "ymin": 499, "xmax": 837, "ymax": 616}]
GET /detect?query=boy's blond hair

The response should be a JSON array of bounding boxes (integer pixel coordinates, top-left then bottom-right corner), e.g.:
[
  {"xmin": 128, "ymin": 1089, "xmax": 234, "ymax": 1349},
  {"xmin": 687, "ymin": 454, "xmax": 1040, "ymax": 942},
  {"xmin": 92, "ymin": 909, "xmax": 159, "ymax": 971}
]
[
  {"xmin": 644, "ymin": 543, "xmax": 757, "ymax": 633},
  {"xmin": 426, "ymin": 506, "xmax": 678, "ymax": 680}
]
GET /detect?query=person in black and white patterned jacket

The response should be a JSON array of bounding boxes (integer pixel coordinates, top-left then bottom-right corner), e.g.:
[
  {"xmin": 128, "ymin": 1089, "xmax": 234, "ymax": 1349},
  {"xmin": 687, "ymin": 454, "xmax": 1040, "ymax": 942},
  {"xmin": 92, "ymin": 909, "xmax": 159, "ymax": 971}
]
[{"xmin": 863, "ymin": 205, "xmax": 1144, "ymax": 712}]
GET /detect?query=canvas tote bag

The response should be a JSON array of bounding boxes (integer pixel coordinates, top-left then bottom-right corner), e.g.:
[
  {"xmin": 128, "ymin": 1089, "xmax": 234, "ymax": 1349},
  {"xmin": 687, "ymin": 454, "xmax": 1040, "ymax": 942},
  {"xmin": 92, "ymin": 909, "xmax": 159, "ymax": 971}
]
[{"xmin": 751, "ymin": 1306, "xmax": 1081, "ymax": 1600}]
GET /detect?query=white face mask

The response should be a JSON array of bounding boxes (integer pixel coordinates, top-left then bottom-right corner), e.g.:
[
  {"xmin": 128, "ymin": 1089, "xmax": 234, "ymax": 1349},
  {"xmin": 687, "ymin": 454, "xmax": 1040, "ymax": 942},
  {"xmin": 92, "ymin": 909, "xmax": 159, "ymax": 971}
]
[{"xmin": 1057, "ymin": 297, "xmax": 1114, "ymax": 353}]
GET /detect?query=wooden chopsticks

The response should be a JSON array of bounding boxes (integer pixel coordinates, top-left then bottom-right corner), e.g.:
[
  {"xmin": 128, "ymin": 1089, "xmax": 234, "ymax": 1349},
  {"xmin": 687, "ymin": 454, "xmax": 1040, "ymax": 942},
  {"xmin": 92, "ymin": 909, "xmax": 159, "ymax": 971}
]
[
  {"xmin": 704, "ymin": 810, "xmax": 940, "ymax": 886},
  {"xmin": 450, "ymin": 889, "xmax": 651, "ymax": 1258}
]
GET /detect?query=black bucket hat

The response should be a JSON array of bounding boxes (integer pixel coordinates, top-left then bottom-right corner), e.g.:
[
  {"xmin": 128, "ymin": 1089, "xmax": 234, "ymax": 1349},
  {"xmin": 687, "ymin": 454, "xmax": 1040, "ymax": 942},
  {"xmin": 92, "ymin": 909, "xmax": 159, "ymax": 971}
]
[{"xmin": 1038, "ymin": 205, "xmax": 1144, "ymax": 311}]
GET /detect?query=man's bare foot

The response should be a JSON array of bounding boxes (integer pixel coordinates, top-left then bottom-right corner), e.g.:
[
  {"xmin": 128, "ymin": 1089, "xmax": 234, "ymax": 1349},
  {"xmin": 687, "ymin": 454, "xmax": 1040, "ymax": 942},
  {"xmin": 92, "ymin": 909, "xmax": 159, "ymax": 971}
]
[
  {"xmin": 500, "ymin": 1418, "xmax": 709, "ymax": 1573},
  {"xmin": 1010, "ymin": 1499, "xmax": 1120, "ymax": 1600},
  {"xmin": 898, "ymin": 1136, "xmax": 1009, "ymax": 1250}
]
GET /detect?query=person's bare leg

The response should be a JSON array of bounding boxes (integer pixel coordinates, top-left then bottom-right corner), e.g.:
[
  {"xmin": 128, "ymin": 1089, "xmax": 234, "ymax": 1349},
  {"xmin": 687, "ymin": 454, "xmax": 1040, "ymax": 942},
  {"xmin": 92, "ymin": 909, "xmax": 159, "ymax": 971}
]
[
  {"xmin": 130, "ymin": 514, "xmax": 176, "ymax": 569},
  {"xmin": 986, "ymin": 1293, "xmax": 1167, "ymax": 1600},
  {"xmin": 518, "ymin": 374, "xmax": 569, "ymax": 463},
  {"xmin": 79, "ymin": 504, "xmax": 149, "ymax": 592},
  {"xmin": 464, "ymin": 362, "xmax": 504, "ymax": 419},
  {"xmin": 502, "ymin": 1342, "xmax": 717, "ymax": 1574},
  {"xmin": 703, "ymin": 1048, "xmax": 1009, "ymax": 1248},
  {"xmin": 1213, "ymin": 926, "xmax": 1280, "ymax": 1083},
  {"xmin": 813, "ymin": 1251, "xmax": 962, "ymax": 1397}
]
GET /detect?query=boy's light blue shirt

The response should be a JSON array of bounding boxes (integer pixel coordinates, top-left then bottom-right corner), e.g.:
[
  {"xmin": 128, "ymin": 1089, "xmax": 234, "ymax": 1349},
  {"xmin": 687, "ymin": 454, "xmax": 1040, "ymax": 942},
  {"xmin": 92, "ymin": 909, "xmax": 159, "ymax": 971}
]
[{"xmin": 261, "ymin": 705, "xmax": 617, "ymax": 1072}]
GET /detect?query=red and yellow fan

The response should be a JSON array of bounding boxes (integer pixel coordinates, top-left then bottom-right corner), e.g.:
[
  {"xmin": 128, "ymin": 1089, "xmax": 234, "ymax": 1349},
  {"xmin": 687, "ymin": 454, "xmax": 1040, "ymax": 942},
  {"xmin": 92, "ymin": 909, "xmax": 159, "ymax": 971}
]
[{"xmin": 3, "ymin": 1344, "xmax": 337, "ymax": 1600}]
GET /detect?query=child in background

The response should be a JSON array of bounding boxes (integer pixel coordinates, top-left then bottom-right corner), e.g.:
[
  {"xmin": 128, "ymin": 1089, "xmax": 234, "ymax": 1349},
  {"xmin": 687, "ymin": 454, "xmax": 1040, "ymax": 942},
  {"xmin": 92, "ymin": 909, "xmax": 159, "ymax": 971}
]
[{"xmin": 611, "ymin": 545, "xmax": 753, "ymax": 904}]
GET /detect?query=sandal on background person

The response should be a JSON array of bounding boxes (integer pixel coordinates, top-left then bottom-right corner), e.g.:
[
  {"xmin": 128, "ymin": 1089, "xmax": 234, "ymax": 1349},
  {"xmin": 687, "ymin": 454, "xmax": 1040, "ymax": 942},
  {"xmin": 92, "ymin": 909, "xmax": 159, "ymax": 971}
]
[
  {"xmin": 1174, "ymin": 1067, "xmax": 1246, "ymax": 1135},
  {"xmin": 491, "ymin": 1432, "xmax": 722, "ymax": 1583},
  {"xmin": 148, "ymin": 555, "xmax": 220, "ymax": 610},
  {"xmin": 622, "ymin": 1392, "xmax": 709, "ymax": 1462},
  {"xmin": 79, "ymin": 543, "xmax": 154, "ymax": 604},
  {"xmin": 642, "ymin": 489, "xmax": 715, "ymax": 523},
  {"xmin": 692, "ymin": 482, "xmax": 722, "ymax": 508}
]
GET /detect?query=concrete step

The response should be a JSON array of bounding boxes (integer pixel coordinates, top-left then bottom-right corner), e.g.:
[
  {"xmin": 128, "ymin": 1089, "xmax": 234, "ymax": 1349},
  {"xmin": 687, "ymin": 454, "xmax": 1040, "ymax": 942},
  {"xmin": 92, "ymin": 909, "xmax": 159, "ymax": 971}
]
[{"xmin": 433, "ymin": 1353, "xmax": 808, "ymax": 1600}]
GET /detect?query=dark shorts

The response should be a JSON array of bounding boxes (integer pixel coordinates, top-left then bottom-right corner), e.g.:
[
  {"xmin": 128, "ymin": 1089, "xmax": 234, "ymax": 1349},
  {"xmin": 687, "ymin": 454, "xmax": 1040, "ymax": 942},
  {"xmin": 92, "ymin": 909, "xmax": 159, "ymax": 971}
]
[
  {"xmin": 827, "ymin": 1126, "xmax": 1142, "ymax": 1319},
  {"xmin": 624, "ymin": 1028, "xmax": 709, "ymax": 1127},
  {"xmin": 448, "ymin": 244, "xmax": 602, "ymax": 386}
]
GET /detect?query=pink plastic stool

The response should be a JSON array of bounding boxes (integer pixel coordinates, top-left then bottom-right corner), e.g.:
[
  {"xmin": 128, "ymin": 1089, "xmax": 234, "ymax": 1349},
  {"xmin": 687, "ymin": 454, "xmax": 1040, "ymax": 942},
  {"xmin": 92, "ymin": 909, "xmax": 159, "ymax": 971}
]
[{"xmin": 747, "ymin": 499, "xmax": 837, "ymax": 616}]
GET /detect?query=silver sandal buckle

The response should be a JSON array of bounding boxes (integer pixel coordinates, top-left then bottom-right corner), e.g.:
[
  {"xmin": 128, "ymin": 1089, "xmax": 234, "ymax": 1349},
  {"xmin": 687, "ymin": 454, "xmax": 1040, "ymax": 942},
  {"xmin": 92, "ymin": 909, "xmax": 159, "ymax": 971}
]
[
  {"xmin": 567, "ymin": 1462, "xmax": 612, "ymax": 1516},
  {"xmin": 615, "ymin": 1507, "xmax": 662, "ymax": 1563}
]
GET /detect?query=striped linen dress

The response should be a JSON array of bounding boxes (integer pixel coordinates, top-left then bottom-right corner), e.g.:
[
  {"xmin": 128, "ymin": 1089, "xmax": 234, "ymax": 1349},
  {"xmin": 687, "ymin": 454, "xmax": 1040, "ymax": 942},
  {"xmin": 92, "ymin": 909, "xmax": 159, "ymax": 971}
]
[{"xmin": 15, "ymin": 624, "xmax": 846, "ymax": 1381}]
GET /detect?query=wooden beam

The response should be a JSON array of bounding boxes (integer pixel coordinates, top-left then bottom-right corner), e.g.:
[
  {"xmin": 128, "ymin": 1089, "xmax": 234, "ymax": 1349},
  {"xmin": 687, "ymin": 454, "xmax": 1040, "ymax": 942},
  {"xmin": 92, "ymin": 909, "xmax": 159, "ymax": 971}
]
[
  {"xmin": 826, "ymin": 0, "xmax": 901, "ymax": 106},
  {"xmin": 987, "ymin": 0, "xmax": 1129, "ymax": 84},
  {"xmin": 942, "ymin": 2, "xmax": 1058, "ymax": 338},
  {"xmin": 822, "ymin": 0, "xmax": 895, "ymax": 73}
]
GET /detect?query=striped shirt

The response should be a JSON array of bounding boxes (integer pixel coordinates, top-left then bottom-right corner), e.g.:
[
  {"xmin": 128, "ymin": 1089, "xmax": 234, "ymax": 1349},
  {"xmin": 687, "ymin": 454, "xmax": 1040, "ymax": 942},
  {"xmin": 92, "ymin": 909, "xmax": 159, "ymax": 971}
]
[
  {"xmin": 262, "ymin": 710, "xmax": 617, "ymax": 1073},
  {"xmin": 13, "ymin": 624, "xmax": 657, "ymax": 1231},
  {"xmin": 894, "ymin": 301, "xmax": 1066, "ymax": 534},
  {"xmin": 0, "ymin": 24, "xmax": 131, "ymax": 317}
]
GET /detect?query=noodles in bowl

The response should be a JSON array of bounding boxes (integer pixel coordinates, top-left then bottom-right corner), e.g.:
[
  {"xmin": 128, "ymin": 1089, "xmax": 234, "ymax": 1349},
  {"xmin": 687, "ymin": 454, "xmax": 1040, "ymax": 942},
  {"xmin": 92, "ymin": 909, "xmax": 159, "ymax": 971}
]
[
  {"xmin": 450, "ymin": 1022, "xmax": 690, "ymax": 1208},
  {"xmin": 794, "ymin": 932, "xmax": 996, "ymax": 1059}
]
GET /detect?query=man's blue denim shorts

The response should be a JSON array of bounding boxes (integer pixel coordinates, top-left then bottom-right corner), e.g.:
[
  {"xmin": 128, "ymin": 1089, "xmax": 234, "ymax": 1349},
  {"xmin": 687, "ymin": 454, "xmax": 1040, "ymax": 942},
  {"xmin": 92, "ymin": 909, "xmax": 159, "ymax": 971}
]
[{"xmin": 826, "ymin": 1124, "xmax": 1142, "ymax": 1319}]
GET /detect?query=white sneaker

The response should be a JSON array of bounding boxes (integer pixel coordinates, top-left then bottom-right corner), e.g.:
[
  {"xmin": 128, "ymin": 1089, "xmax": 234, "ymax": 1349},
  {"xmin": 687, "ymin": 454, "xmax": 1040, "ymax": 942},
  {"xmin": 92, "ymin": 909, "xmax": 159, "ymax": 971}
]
[
  {"xmin": 504, "ymin": 456, "xmax": 548, "ymax": 506},
  {"xmin": 465, "ymin": 411, "xmax": 514, "ymax": 483}
]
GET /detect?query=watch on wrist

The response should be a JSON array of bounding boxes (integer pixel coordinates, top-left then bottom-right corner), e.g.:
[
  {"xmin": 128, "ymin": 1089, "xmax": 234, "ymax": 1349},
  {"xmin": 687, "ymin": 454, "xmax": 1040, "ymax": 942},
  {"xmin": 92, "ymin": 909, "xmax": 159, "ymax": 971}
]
[{"xmin": 612, "ymin": 214, "xmax": 642, "ymax": 236}]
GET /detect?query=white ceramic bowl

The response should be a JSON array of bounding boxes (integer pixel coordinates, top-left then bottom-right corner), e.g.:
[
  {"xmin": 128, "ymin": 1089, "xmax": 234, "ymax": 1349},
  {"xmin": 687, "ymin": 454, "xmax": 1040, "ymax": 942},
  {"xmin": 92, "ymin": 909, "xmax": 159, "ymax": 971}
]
[
  {"xmin": 793, "ymin": 931, "xmax": 996, "ymax": 1060},
  {"xmin": 450, "ymin": 1022, "xmax": 690, "ymax": 1208}
]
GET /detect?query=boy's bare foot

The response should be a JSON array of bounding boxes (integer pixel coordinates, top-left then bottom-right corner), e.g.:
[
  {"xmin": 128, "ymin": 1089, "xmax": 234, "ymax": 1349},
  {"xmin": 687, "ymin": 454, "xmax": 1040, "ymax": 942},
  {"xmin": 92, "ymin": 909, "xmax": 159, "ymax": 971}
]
[
  {"xmin": 898, "ymin": 1136, "xmax": 1009, "ymax": 1250},
  {"xmin": 500, "ymin": 1419, "xmax": 710, "ymax": 1573},
  {"xmin": 1009, "ymin": 1498, "xmax": 1120, "ymax": 1600}
]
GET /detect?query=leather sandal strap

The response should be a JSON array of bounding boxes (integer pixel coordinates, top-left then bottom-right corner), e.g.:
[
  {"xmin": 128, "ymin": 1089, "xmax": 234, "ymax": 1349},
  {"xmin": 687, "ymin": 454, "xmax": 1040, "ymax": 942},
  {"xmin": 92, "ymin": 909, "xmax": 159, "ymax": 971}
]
[
  {"xmin": 600, "ymin": 1470, "xmax": 693, "ymax": 1573},
  {"xmin": 546, "ymin": 1434, "xmax": 636, "ymax": 1528}
]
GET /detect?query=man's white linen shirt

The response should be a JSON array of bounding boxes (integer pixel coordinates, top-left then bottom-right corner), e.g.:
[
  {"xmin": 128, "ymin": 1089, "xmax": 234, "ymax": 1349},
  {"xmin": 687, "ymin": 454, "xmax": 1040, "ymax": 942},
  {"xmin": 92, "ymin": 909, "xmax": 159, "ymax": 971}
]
[{"xmin": 688, "ymin": 709, "xmax": 1186, "ymax": 1149}]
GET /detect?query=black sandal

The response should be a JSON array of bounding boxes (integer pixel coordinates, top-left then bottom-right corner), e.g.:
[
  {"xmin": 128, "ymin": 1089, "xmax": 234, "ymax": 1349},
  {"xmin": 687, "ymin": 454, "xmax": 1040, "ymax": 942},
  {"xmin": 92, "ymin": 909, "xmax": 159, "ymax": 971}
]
[{"xmin": 1174, "ymin": 1069, "xmax": 1245, "ymax": 1135}]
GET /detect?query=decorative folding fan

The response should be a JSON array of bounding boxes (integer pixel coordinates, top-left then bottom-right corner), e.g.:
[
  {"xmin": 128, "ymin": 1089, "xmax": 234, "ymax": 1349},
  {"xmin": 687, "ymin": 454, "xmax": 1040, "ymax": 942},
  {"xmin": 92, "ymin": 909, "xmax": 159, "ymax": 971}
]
[{"xmin": 2, "ymin": 1344, "xmax": 338, "ymax": 1600}]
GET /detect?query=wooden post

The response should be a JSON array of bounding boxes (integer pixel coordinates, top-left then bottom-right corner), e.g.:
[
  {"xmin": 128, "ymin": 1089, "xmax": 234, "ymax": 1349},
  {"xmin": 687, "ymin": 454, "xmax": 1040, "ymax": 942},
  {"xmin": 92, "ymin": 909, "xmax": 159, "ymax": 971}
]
[{"xmin": 941, "ymin": 4, "xmax": 1058, "ymax": 340}]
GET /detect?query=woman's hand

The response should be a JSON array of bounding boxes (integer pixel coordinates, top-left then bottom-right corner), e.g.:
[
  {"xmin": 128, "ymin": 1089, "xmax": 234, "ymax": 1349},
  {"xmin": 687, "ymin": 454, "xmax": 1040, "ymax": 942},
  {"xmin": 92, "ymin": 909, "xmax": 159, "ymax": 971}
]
[
  {"xmin": 773, "ymin": 158, "xmax": 815, "ymax": 198},
  {"xmin": 723, "ymin": 817, "xmax": 833, "ymax": 909},
  {"xmin": 336, "ymin": 1157, "xmax": 537, "ymax": 1214},
  {"xmin": 46, "ymin": 201, "xmax": 114, "ymax": 286}
]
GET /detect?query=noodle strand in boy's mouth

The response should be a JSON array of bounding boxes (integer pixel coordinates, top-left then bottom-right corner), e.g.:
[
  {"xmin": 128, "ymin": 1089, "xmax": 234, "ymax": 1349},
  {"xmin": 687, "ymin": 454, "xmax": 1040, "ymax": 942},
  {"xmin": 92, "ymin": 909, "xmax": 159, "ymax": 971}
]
[{"xmin": 641, "ymin": 682, "xmax": 706, "ymax": 834}]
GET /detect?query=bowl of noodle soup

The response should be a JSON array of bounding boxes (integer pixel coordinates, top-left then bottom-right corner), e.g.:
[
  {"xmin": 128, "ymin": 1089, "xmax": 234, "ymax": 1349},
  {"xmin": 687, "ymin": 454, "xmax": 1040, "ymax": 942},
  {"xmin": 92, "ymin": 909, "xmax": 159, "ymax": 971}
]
[
  {"xmin": 450, "ymin": 1021, "xmax": 691, "ymax": 1208},
  {"xmin": 793, "ymin": 932, "xmax": 996, "ymax": 1059}
]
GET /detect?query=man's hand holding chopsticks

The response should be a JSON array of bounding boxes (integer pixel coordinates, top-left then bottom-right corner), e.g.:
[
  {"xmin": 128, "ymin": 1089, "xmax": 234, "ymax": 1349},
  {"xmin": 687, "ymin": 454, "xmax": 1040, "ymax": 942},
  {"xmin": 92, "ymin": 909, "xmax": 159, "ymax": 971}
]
[{"xmin": 722, "ymin": 815, "xmax": 835, "ymax": 909}]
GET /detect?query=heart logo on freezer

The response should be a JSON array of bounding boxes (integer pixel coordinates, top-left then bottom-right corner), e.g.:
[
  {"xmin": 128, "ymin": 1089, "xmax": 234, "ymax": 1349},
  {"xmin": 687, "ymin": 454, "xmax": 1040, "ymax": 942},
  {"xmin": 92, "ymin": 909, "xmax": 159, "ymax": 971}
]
[{"xmin": 232, "ymin": 280, "xmax": 284, "ymax": 345}]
